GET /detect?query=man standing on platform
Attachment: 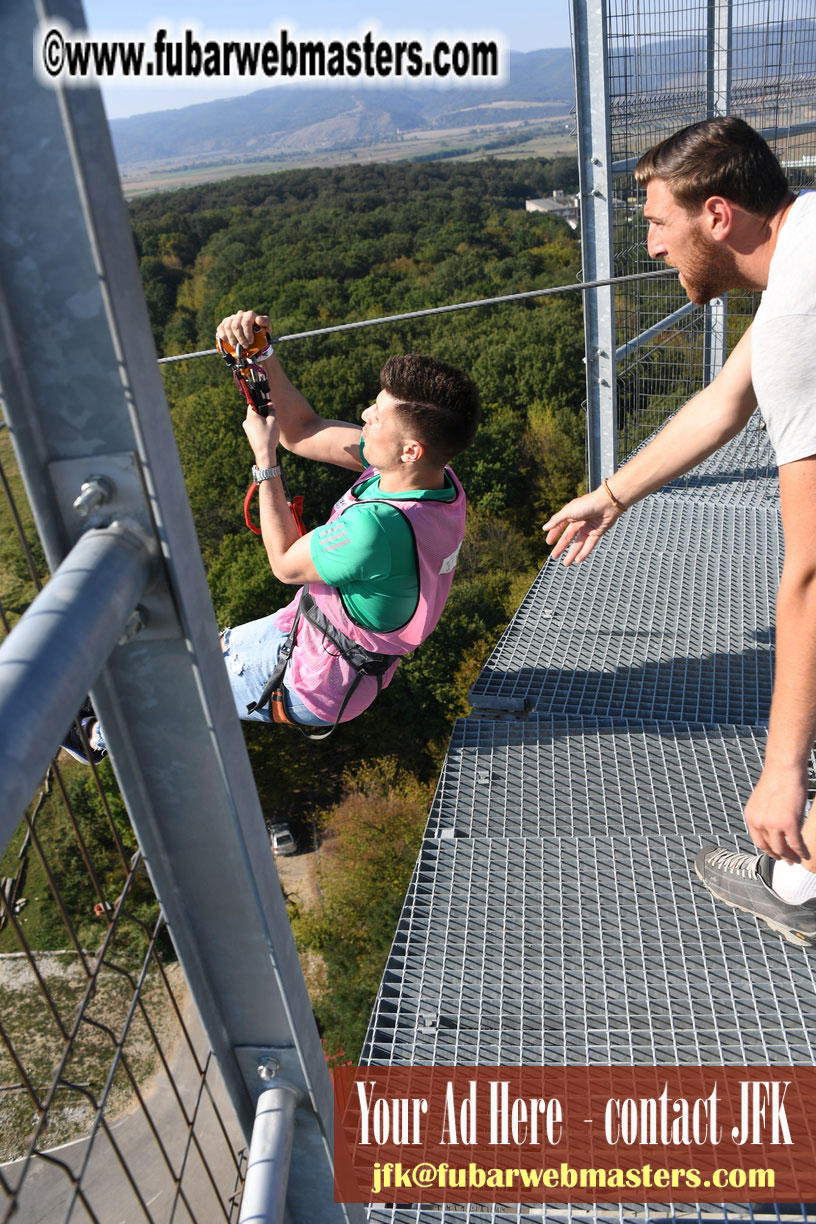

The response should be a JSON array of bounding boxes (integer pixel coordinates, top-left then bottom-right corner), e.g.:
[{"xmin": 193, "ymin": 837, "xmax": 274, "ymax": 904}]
[{"xmin": 543, "ymin": 117, "xmax": 816, "ymax": 945}]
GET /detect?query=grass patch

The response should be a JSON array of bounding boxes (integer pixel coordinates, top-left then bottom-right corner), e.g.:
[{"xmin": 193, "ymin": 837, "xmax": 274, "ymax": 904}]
[
  {"xmin": 0, "ymin": 429, "xmax": 45, "ymax": 632},
  {"xmin": 0, "ymin": 955, "xmax": 186, "ymax": 1161},
  {"xmin": 0, "ymin": 756, "xmax": 149, "ymax": 956}
]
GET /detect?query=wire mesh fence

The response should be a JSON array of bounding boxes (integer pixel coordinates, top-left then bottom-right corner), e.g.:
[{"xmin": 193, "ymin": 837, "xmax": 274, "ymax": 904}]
[
  {"xmin": 0, "ymin": 422, "xmax": 245, "ymax": 1222},
  {"xmin": 608, "ymin": 0, "xmax": 816, "ymax": 460}
]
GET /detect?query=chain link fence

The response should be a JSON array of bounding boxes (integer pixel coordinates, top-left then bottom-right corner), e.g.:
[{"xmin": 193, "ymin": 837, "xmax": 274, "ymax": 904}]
[
  {"xmin": 0, "ymin": 421, "xmax": 245, "ymax": 1223},
  {"xmin": 608, "ymin": 0, "xmax": 816, "ymax": 460}
]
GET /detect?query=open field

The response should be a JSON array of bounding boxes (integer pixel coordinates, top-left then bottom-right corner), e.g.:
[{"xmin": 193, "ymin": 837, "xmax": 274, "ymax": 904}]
[{"xmin": 120, "ymin": 118, "xmax": 576, "ymax": 197}]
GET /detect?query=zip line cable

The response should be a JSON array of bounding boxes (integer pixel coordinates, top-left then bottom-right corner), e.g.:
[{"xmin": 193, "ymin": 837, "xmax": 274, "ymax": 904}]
[{"xmin": 157, "ymin": 268, "xmax": 679, "ymax": 365}]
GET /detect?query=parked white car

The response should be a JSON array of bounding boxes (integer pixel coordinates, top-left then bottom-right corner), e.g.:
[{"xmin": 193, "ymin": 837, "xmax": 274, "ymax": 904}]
[{"xmin": 269, "ymin": 821, "xmax": 296, "ymax": 856}]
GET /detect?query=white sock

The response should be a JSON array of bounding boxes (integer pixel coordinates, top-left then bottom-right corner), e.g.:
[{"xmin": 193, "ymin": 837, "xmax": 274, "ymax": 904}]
[
  {"xmin": 85, "ymin": 719, "xmax": 106, "ymax": 752},
  {"xmin": 770, "ymin": 858, "xmax": 816, "ymax": 904}
]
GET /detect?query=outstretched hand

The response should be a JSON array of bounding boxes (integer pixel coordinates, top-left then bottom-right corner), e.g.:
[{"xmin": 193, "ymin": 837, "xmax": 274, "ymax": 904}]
[{"xmin": 542, "ymin": 487, "xmax": 624, "ymax": 566}]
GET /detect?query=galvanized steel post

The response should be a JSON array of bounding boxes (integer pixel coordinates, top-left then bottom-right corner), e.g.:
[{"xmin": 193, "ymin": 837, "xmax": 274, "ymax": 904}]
[
  {"xmin": 705, "ymin": 0, "xmax": 732, "ymax": 383},
  {"xmin": 572, "ymin": 0, "xmax": 618, "ymax": 485}
]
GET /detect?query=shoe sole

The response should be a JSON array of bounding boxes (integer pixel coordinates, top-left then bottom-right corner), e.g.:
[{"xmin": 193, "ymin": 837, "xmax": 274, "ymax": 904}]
[
  {"xmin": 60, "ymin": 744, "xmax": 90, "ymax": 765},
  {"xmin": 695, "ymin": 862, "xmax": 816, "ymax": 947}
]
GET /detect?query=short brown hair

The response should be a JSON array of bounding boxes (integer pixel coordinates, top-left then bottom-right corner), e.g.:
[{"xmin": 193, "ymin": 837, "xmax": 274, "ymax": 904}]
[
  {"xmin": 380, "ymin": 354, "xmax": 481, "ymax": 465},
  {"xmin": 635, "ymin": 117, "xmax": 789, "ymax": 216}
]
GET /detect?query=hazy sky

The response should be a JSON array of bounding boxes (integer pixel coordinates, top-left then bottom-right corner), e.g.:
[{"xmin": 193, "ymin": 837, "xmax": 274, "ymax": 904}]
[{"xmin": 80, "ymin": 0, "xmax": 573, "ymax": 119}]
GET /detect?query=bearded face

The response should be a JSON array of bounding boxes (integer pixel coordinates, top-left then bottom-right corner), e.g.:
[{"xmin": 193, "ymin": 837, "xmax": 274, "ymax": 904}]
[
  {"xmin": 670, "ymin": 222, "xmax": 740, "ymax": 305},
  {"xmin": 644, "ymin": 178, "xmax": 740, "ymax": 305}
]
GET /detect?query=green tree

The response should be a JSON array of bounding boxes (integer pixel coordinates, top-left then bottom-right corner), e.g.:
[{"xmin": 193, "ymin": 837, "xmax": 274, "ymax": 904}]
[
  {"xmin": 524, "ymin": 402, "xmax": 587, "ymax": 525},
  {"xmin": 294, "ymin": 759, "xmax": 431, "ymax": 1061}
]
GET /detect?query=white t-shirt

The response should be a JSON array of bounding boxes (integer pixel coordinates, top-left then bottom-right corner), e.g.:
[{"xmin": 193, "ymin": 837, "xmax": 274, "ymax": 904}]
[{"xmin": 751, "ymin": 190, "xmax": 816, "ymax": 466}]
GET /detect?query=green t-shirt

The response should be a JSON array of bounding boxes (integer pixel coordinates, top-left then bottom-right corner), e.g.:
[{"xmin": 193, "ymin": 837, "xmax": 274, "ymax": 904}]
[{"xmin": 310, "ymin": 456, "xmax": 456, "ymax": 632}]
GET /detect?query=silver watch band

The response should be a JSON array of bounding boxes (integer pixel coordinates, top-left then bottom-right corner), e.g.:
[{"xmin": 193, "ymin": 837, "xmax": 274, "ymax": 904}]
[{"xmin": 252, "ymin": 464, "xmax": 282, "ymax": 484}]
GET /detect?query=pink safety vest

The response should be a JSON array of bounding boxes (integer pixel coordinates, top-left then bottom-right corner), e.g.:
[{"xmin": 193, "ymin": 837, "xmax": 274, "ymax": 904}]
[{"xmin": 274, "ymin": 466, "xmax": 466, "ymax": 724}]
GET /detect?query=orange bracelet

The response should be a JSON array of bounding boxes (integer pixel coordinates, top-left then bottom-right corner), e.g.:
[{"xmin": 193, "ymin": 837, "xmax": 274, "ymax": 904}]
[{"xmin": 602, "ymin": 477, "xmax": 626, "ymax": 512}]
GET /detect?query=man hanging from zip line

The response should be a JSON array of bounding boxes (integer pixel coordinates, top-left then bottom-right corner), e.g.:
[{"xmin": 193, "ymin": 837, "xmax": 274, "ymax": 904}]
[
  {"xmin": 62, "ymin": 315, "xmax": 480, "ymax": 761},
  {"xmin": 218, "ymin": 316, "xmax": 481, "ymax": 737},
  {"xmin": 542, "ymin": 116, "xmax": 816, "ymax": 947},
  {"xmin": 218, "ymin": 315, "xmax": 481, "ymax": 735}
]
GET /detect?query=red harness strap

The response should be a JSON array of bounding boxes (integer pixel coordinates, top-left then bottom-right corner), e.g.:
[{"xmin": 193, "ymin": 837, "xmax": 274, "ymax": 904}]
[{"xmin": 244, "ymin": 477, "xmax": 305, "ymax": 537}]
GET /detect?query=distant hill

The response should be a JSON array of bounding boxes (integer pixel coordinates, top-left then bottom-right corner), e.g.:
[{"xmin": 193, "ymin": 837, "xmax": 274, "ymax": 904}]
[
  {"xmin": 111, "ymin": 16, "xmax": 816, "ymax": 181},
  {"xmin": 109, "ymin": 48, "xmax": 575, "ymax": 173}
]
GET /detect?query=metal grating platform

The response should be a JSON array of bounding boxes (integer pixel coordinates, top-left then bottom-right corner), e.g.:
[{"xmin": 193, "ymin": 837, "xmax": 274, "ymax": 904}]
[
  {"xmin": 367, "ymin": 1202, "xmax": 814, "ymax": 1223},
  {"xmin": 363, "ymin": 343, "xmax": 799, "ymax": 1218},
  {"xmin": 468, "ymin": 550, "xmax": 778, "ymax": 722},
  {"xmin": 607, "ymin": 497, "xmax": 782, "ymax": 556},
  {"xmin": 362, "ymin": 835, "xmax": 816, "ymax": 1068},
  {"xmin": 624, "ymin": 414, "xmax": 778, "ymax": 480},
  {"xmin": 621, "ymin": 416, "xmax": 779, "ymax": 508},
  {"xmin": 425, "ymin": 717, "xmax": 765, "ymax": 841},
  {"xmin": 658, "ymin": 475, "xmax": 779, "ymax": 509}
]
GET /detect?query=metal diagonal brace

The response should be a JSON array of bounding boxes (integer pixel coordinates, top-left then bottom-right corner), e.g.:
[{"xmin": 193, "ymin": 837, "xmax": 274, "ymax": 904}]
[
  {"xmin": 0, "ymin": 518, "xmax": 157, "ymax": 832},
  {"xmin": 239, "ymin": 1082, "xmax": 302, "ymax": 1224}
]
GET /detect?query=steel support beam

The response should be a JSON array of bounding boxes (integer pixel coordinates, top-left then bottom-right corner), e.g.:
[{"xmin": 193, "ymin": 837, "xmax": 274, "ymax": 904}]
[
  {"xmin": 572, "ymin": 0, "xmax": 617, "ymax": 485},
  {"xmin": 0, "ymin": 4, "xmax": 361, "ymax": 1220},
  {"xmin": 704, "ymin": 0, "xmax": 732, "ymax": 383},
  {"xmin": 614, "ymin": 301, "xmax": 695, "ymax": 364}
]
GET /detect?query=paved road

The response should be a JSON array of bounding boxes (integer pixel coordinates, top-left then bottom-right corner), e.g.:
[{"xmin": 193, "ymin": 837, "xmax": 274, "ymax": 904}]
[{"xmin": 1, "ymin": 992, "xmax": 245, "ymax": 1224}]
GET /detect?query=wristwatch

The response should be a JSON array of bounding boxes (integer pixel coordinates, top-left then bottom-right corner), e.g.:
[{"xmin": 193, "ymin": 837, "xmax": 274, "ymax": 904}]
[{"xmin": 252, "ymin": 464, "xmax": 282, "ymax": 484}]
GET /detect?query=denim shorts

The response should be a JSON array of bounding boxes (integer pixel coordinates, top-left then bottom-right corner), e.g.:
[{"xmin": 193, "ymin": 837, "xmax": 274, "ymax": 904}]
[{"xmin": 221, "ymin": 614, "xmax": 330, "ymax": 727}]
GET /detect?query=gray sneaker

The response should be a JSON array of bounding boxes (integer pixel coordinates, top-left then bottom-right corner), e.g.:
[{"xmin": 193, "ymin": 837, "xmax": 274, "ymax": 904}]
[{"xmin": 695, "ymin": 845, "xmax": 816, "ymax": 947}]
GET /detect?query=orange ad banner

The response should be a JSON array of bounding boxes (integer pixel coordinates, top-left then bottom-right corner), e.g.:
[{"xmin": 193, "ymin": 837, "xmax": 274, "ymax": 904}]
[{"xmin": 333, "ymin": 1066, "xmax": 816, "ymax": 1204}]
